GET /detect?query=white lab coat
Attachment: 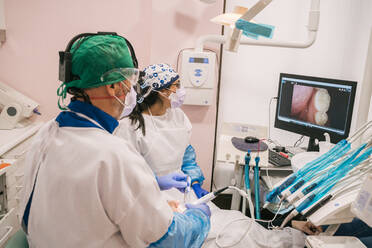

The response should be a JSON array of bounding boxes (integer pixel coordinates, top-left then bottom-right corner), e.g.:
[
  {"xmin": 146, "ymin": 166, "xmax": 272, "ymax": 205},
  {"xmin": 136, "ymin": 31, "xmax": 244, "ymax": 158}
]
[
  {"xmin": 20, "ymin": 120, "xmax": 173, "ymax": 248},
  {"xmin": 116, "ymin": 108, "xmax": 306, "ymax": 248},
  {"xmin": 117, "ymin": 108, "xmax": 192, "ymax": 202}
]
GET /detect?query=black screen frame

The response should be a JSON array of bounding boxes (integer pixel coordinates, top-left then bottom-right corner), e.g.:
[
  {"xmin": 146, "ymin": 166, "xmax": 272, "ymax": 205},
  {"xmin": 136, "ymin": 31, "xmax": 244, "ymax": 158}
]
[{"xmin": 274, "ymin": 73, "xmax": 357, "ymax": 144}]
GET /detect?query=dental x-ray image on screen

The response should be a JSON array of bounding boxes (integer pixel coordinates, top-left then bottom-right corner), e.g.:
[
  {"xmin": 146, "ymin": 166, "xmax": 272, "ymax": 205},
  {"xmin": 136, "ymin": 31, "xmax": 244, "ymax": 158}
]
[
  {"xmin": 275, "ymin": 73, "xmax": 357, "ymax": 145},
  {"xmin": 291, "ymin": 85, "xmax": 330, "ymax": 126}
]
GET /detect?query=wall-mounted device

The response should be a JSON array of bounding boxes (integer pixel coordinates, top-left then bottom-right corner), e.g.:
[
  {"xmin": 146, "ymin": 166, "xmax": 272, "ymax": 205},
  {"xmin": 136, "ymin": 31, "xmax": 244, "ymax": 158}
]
[
  {"xmin": 180, "ymin": 50, "xmax": 216, "ymax": 106},
  {"xmin": 0, "ymin": 81, "xmax": 40, "ymax": 129}
]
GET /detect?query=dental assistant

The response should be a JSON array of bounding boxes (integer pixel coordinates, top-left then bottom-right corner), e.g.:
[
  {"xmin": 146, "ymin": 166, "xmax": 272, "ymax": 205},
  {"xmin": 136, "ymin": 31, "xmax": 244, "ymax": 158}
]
[
  {"xmin": 123, "ymin": 63, "xmax": 208, "ymax": 199},
  {"xmin": 20, "ymin": 34, "xmax": 210, "ymax": 248},
  {"xmin": 116, "ymin": 63, "xmax": 310, "ymax": 248}
]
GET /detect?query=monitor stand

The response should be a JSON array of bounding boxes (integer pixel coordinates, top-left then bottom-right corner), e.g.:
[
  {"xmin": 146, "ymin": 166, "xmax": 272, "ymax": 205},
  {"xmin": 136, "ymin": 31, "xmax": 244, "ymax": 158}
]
[{"xmin": 308, "ymin": 137, "xmax": 320, "ymax": 152}]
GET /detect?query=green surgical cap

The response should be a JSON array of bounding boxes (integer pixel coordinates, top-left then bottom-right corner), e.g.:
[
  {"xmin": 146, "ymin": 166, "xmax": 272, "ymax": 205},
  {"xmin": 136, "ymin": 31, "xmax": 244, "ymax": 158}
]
[{"xmin": 57, "ymin": 35, "xmax": 134, "ymax": 109}]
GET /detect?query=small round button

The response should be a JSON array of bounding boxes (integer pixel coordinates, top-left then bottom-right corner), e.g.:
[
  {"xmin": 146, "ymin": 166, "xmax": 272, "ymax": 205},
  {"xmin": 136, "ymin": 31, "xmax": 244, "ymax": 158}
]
[{"xmin": 7, "ymin": 107, "xmax": 17, "ymax": 116}]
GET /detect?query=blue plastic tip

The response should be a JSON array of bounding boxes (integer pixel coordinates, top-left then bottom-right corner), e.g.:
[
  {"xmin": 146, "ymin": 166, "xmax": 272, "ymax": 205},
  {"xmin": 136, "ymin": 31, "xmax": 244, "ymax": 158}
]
[
  {"xmin": 245, "ymin": 154, "xmax": 251, "ymax": 165},
  {"xmin": 33, "ymin": 108, "xmax": 41, "ymax": 115}
]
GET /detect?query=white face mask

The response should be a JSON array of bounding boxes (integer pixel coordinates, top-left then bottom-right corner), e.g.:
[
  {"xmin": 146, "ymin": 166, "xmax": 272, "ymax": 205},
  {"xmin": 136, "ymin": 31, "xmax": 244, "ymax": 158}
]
[
  {"xmin": 169, "ymin": 87, "xmax": 186, "ymax": 108},
  {"xmin": 115, "ymin": 85, "xmax": 137, "ymax": 119}
]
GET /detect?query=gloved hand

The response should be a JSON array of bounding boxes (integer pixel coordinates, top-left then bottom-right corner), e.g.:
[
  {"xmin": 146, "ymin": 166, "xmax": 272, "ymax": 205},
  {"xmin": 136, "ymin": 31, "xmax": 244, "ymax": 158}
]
[
  {"xmin": 185, "ymin": 203, "xmax": 211, "ymax": 217},
  {"xmin": 192, "ymin": 183, "xmax": 209, "ymax": 199},
  {"xmin": 291, "ymin": 220, "xmax": 323, "ymax": 235},
  {"xmin": 157, "ymin": 172, "xmax": 188, "ymax": 192}
]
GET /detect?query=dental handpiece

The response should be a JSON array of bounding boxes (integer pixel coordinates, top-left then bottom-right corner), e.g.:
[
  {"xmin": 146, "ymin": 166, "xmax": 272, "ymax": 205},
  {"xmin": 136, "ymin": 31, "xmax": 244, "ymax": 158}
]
[
  {"xmin": 192, "ymin": 187, "xmax": 229, "ymax": 205},
  {"xmin": 184, "ymin": 176, "xmax": 191, "ymax": 203}
]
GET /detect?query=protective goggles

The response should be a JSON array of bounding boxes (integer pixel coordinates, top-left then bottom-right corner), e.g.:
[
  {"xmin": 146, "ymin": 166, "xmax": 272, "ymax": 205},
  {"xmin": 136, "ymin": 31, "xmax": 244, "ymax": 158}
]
[
  {"xmin": 167, "ymin": 79, "xmax": 182, "ymax": 91},
  {"xmin": 137, "ymin": 76, "xmax": 182, "ymax": 103},
  {"xmin": 100, "ymin": 68, "xmax": 141, "ymax": 87}
]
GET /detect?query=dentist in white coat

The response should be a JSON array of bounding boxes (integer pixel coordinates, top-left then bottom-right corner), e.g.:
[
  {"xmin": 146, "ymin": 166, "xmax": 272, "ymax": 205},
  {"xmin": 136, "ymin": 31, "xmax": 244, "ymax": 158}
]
[{"xmin": 20, "ymin": 34, "xmax": 210, "ymax": 248}]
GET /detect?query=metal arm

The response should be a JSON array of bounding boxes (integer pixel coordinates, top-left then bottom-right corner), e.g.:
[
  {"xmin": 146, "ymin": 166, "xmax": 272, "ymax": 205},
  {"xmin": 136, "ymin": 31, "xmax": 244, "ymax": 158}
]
[{"xmin": 195, "ymin": 0, "xmax": 320, "ymax": 52}]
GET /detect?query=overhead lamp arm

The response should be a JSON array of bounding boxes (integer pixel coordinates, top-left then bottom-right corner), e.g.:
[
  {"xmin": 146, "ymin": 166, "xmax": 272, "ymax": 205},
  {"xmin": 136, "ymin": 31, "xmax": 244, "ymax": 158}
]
[
  {"xmin": 195, "ymin": 0, "xmax": 320, "ymax": 52},
  {"xmin": 240, "ymin": 0, "xmax": 273, "ymax": 22}
]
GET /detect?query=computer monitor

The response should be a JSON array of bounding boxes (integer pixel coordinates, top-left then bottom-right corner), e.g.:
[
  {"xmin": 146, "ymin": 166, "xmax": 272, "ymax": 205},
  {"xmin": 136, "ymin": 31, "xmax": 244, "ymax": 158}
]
[{"xmin": 275, "ymin": 73, "xmax": 357, "ymax": 151}]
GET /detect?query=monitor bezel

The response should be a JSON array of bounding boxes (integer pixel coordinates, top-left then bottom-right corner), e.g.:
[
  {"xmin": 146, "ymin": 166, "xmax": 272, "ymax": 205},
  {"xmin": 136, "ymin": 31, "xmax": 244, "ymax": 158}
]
[{"xmin": 274, "ymin": 73, "xmax": 357, "ymax": 144}]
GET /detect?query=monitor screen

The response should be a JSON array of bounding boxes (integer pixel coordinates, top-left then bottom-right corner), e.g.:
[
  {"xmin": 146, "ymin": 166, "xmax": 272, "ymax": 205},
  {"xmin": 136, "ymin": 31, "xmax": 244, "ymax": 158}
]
[{"xmin": 275, "ymin": 73, "xmax": 357, "ymax": 145}]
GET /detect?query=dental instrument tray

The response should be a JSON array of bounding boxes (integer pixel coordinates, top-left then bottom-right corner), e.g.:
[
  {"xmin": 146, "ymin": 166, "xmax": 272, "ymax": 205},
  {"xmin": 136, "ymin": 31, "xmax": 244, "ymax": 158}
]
[{"xmin": 231, "ymin": 137, "xmax": 268, "ymax": 152}]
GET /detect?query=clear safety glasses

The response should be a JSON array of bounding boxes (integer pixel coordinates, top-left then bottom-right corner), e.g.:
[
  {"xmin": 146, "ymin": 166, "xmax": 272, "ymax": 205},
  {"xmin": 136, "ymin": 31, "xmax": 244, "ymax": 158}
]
[
  {"xmin": 164, "ymin": 80, "xmax": 182, "ymax": 95},
  {"xmin": 100, "ymin": 68, "xmax": 141, "ymax": 87},
  {"xmin": 133, "ymin": 74, "xmax": 182, "ymax": 103},
  {"xmin": 172, "ymin": 80, "xmax": 181, "ymax": 89}
]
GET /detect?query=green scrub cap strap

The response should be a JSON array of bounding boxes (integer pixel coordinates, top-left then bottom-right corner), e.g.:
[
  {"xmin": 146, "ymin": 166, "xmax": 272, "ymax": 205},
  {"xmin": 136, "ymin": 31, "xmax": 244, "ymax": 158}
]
[{"xmin": 57, "ymin": 82, "xmax": 68, "ymax": 110}]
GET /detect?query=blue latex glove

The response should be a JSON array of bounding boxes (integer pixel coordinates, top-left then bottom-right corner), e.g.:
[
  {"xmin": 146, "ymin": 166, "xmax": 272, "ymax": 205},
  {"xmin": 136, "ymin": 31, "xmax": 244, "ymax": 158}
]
[
  {"xmin": 157, "ymin": 172, "xmax": 188, "ymax": 192},
  {"xmin": 185, "ymin": 203, "xmax": 211, "ymax": 217},
  {"xmin": 192, "ymin": 183, "xmax": 209, "ymax": 199}
]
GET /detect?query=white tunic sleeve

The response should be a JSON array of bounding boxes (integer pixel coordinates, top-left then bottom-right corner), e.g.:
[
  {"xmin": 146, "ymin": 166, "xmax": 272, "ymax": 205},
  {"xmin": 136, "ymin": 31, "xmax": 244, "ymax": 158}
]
[{"xmin": 97, "ymin": 141, "xmax": 174, "ymax": 247}]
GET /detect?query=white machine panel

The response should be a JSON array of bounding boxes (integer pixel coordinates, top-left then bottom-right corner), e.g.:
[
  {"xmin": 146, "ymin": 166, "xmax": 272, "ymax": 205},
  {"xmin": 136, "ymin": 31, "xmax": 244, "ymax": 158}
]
[
  {"xmin": 306, "ymin": 236, "xmax": 366, "ymax": 248},
  {"xmin": 351, "ymin": 173, "xmax": 372, "ymax": 227},
  {"xmin": 308, "ymin": 189, "xmax": 359, "ymax": 226},
  {"xmin": 180, "ymin": 50, "xmax": 216, "ymax": 106},
  {"xmin": 0, "ymin": 81, "xmax": 39, "ymax": 129}
]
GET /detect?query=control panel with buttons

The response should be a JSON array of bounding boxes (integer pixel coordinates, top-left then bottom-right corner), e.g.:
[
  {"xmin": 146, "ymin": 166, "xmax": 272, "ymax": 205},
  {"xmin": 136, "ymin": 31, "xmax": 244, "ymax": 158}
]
[
  {"xmin": 268, "ymin": 148, "xmax": 291, "ymax": 166},
  {"xmin": 180, "ymin": 50, "xmax": 216, "ymax": 105}
]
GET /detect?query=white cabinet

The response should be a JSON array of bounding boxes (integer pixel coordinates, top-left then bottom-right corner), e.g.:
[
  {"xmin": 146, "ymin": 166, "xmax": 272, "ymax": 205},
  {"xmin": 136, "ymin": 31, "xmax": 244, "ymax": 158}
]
[
  {"xmin": 0, "ymin": 208, "xmax": 18, "ymax": 247},
  {"xmin": 0, "ymin": 127, "xmax": 41, "ymax": 247}
]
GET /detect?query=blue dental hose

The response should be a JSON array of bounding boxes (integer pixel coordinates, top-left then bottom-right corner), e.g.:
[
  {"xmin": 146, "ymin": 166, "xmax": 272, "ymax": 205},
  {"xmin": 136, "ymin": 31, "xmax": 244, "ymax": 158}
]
[
  {"xmin": 296, "ymin": 139, "xmax": 347, "ymax": 177},
  {"xmin": 300, "ymin": 143, "xmax": 368, "ymax": 197},
  {"xmin": 244, "ymin": 152, "xmax": 251, "ymax": 191},
  {"xmin": 265, "ymin": 139, "xmax": 350, "ymax": 203},
  {"xmin": 254, "ymin": 156, "xmax": 261, "ymax": 219},
  {"xmin": 280, "ymin": 145, "xmax": 372, "ymax": 228},
  {"xmin": 297, "ymin": 146, "xmax": 372, "ymax": 214},
  {"xmin": 287, "ymin": 143, "xmax": 352, "ymax": 194},
  {"xmin": 244, "ymin": 151, "xmax": 255, "ymax": 218}
]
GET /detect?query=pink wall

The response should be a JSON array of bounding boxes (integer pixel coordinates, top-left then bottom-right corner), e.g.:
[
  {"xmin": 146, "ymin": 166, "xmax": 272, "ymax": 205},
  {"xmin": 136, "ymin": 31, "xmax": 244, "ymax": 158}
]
[{"xmin": 0, "ymin": 0, "xmax": 223, "ymax": 189}]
